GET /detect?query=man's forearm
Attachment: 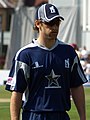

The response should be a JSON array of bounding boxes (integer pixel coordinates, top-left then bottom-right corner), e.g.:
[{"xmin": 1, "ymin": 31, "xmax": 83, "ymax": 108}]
[
  {"xmin": 71, "ymin": 85, "xmax": 86, "ymax": 120},
  {"xmin": 10, "ymin": 92, "xmax": 22, "ymax": 120}
]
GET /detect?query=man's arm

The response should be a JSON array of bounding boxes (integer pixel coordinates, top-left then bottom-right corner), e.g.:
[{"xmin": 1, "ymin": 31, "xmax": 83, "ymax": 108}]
[
  {"xmin": 10, "ymin": 91, "xmax": 23, "ymax": 120},
  {"xmin": 71, "ymin": 85, "xmax": 86, "ymax": 120}
]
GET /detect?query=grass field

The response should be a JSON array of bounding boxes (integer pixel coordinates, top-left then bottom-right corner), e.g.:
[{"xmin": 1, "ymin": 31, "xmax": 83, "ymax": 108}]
[{"xmin": 0, "ymin": 86, "xmax": 90, "ymax": 120}]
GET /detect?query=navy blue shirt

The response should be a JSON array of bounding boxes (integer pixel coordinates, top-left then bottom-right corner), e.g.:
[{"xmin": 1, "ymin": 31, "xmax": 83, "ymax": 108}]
[{"xmin": 5, "ymin": 39, "xmax": 87, "ymax": 112}]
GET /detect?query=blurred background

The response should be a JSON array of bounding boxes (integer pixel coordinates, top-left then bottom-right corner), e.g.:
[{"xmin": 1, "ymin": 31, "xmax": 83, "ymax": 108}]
[{"xmin": 0, "ymin": 0, "xmax": 90, "ymax": 86}]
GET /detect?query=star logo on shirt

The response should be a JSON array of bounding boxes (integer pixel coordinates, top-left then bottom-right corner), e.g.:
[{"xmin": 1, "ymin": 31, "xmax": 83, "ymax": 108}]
[{"xmin": 45, "ymin": 69, "xmax": 61, "ymax": 88}]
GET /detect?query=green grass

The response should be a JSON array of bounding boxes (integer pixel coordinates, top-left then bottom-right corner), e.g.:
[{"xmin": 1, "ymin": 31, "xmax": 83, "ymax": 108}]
[
  {"xmin": 0, "ymin": 85, "xmax": 11, "ymax": 98},
  {"xmin": 0, "ymin": 86, "xmax": 90, "ymax": 120},
  {"xmin": 0, "ymin": 86, "xmax": 11, "ymax": 120},
  {"xmin": 0, "ymin": 102, "xmax": 10, "ymax": 120},
  {"xmin": 84, "ymin": 88, "xmax": 90, "ymax": 119}
]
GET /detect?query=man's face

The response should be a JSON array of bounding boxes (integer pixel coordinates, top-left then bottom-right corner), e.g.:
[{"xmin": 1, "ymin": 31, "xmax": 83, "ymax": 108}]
[{"xmin": 39, "ymin": 18, "xmax": 61, "ymax": 40}]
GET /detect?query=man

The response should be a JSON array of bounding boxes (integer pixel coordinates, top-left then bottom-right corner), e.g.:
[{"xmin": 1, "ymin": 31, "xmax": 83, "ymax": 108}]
[{"xmin": 5, "ymin": 3, "xmax": 87, "ymax": 120}]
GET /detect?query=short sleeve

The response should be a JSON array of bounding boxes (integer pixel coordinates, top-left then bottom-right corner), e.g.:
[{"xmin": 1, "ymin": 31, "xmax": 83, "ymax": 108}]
[
  {"xmin": 70, "ymin": 56, "xmax": 88, "ymax": 88},
  {"xmin": 5, "ymin": 51, "xmax": 30, "ymax": 93}
]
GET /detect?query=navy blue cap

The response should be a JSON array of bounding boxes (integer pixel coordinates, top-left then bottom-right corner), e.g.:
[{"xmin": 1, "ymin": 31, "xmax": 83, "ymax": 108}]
[{"xmin": 35, "ymin": 3, "xmax": 64, "ymax": 22}]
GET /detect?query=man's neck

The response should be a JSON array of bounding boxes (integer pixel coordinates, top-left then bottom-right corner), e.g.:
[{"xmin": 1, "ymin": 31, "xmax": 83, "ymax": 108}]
[{"xmin": 37, "ymin": 37, "xmax": 56, "ymax": 49}]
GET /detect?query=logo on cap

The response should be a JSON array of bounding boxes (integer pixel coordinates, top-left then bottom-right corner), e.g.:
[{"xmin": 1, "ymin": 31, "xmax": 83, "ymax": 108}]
[{"xmin": 50, "ymin": 6, "xmax": 56, "ymax": 13}]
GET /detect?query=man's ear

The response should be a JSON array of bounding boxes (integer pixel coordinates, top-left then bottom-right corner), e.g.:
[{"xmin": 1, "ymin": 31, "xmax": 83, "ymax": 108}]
[{"xmin": 34, "ymin": 20, "xmax": 41, "ymax": 29}]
